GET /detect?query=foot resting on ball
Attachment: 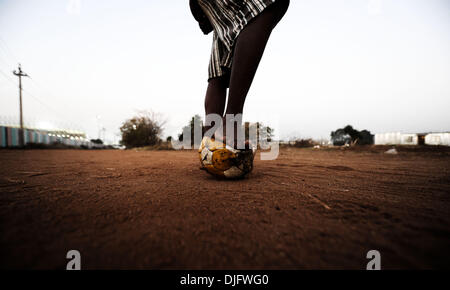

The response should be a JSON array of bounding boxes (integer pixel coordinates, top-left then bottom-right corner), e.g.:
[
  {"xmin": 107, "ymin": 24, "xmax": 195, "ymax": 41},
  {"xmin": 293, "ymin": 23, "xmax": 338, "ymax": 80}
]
[{"xmin": 198, "ymin": 136, "xmax": 255, "ymax": 179}]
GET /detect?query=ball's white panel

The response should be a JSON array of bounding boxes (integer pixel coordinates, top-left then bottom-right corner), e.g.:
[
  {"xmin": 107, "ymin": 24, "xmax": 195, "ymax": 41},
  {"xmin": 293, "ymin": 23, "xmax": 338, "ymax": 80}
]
[
  {"xmin": 224, "ymin": 166, "xmax": 244, "ymax": 178},
  {"xmin": 200, "ymin": 146, "xmax": 214, "ymax": 166},
  {"xmin": 201, "ymin": 147, "xmax": 209, "ymax": 161},
  {"xmin": 225, "ymin": 145, "xmax": 238, "ymax": 154},
  {"xmin": 205, "ymin": 149, "xmax": 213, "ymax": 165}
]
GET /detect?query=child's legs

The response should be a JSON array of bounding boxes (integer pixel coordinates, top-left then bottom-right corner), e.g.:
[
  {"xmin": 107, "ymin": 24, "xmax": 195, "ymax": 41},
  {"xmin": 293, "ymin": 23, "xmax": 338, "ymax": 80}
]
[
  {"xmin": 204, "ymin": 76, "xmax": 228, "ymax": 117},
  {"xmin": 225, "ymin": 0, "xmax": 290, "ymax": 116}
]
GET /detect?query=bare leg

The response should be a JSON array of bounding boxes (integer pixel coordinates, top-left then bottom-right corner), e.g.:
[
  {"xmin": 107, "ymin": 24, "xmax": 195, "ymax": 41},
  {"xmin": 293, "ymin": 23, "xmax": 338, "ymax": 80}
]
[
  {"xmin": 205, "ymin": 76, "xmax": 227, "ymax": 116},
  {"xmin": 225, "ymin": 0, "xmax": 290, "ymax": 116},
  {"xmin": 204, "ymin": 76, "xmax": 228, "ymax": 132},
  {"xmin": 223, "ymin": 0, "xmax": 290, "ymax": 147}
]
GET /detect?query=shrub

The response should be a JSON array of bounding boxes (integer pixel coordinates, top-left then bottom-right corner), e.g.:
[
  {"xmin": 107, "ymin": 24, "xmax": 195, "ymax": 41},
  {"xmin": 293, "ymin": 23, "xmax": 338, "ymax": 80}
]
[{"xmin": 120, "ymin": 111, "xmax": 165, "ymax": 149}]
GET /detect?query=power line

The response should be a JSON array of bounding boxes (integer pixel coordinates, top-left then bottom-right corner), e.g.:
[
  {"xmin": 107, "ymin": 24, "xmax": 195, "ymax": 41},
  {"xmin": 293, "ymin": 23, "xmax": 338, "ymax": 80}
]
[
  {"xmin": 0, "ymin": 66, "xmax": 67, "ymax": 120},
  {"xmin": 1, "ymin": 66, "xmax": 84, "ymax": 133},
  {"xmin": 0, "ymin": 68, "xmax": 17, "ymax": 86},
  {"xmin": 21, "ymin": 87, "xmax": 78, "ymax": 127},
  {"xmin": 0, "ymin": 52, "xmax": 15, "ymax": 71},
  {"xmin": 0, "ymin": 36, "xmax": 19, "ymax": 65},
  {"xmin": 0, "ymin": 36, "xmax": 87, "ymax": 135},
  {"xmin": 26, "ymin": 77, "xmax": 86, "ymax": 132}
]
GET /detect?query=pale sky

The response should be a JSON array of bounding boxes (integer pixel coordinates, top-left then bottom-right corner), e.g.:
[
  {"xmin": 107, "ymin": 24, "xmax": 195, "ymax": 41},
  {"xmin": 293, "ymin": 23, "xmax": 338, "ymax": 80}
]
[{"xmin": 0, "ymin": 0, "xmax": 449, "ymax": 143}]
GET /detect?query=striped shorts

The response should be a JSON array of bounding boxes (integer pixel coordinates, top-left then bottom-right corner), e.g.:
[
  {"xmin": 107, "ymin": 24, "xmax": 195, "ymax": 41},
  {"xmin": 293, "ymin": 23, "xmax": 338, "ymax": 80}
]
[{"xmin": 197, "ymin": 0, "xmax": 276, "ymax": 85}]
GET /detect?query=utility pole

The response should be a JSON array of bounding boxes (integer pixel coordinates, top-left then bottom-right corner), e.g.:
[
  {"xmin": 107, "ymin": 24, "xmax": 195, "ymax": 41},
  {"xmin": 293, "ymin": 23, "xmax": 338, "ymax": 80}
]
[{"xmin": 13, "ymin": 64, "xmax": 28, "ymax": 147}]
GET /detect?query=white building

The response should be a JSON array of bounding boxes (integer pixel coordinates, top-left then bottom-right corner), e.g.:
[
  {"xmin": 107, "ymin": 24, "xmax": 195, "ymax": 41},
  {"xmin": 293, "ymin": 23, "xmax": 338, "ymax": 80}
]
[
  {"xmin": 374, "ymin": 132, "xmax": 418, "ymax": 145},
  {"xmin": 375, "ymin": 132, "xmax": 450, "ymax": 146},
  {"xmin": 425, "ymin": 133, "xmax": 450, "ymax": 146}
]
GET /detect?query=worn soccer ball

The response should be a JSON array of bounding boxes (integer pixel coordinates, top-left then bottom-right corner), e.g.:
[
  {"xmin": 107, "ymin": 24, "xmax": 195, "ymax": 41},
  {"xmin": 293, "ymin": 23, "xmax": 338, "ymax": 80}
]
[{"xmin": 198, "ymin": 136, "xmax": 255, "ymax": 179}]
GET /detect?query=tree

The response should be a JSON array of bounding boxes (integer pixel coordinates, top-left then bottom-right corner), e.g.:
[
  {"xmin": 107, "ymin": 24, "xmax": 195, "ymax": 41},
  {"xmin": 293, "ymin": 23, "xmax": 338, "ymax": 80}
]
[
  {"xmin": 245, "ymin": 122, "xmax": 274, "ymax": 142},
  {"xmin": 261, "ymin": 124, "xmax": 274, "ymax": 142},
  {"xmin": 330, "ymin": 125, "xmax": 374, "ymax": 146},
  {"xmin": 178, "ymin": 115, "xmax": 203, "ymax": 146},
  {"xmin": 120, "ymin": 111, "xmax": 165, "ymax": 149},
  {"xmin": 90, "ymin": 138, "xmax": 103, "ymax": 145}
]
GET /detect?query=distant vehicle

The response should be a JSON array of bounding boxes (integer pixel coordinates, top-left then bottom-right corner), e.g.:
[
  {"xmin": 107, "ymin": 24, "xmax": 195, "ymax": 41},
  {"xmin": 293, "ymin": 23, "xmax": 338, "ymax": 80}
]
[
  {"xmin": 111, "ymin": 144, "xmax": 126, "ymax": 150},
  {"xmin": 331, "ymin": 132, "xmax": 352, "ymax": 146}
]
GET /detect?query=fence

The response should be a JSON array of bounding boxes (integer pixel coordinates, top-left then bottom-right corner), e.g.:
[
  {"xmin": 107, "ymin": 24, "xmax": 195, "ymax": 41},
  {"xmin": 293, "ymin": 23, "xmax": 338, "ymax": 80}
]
[{"xmin": 0, "ymin": 126, "xmax": 103, "ymax": 149}]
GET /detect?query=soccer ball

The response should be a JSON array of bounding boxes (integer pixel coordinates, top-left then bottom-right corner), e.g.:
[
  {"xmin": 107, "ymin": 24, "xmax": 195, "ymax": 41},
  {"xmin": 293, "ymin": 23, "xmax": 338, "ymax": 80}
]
[{"xmin": 198, "ymin": 136, "xmax": 255, "ymax": 179}]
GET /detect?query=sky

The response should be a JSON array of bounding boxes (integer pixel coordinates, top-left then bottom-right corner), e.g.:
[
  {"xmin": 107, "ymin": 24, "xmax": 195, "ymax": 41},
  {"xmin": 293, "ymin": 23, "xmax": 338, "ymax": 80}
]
[{"xmin": 0, "ymin": 0, "xmax": 449, "ymax": 143}]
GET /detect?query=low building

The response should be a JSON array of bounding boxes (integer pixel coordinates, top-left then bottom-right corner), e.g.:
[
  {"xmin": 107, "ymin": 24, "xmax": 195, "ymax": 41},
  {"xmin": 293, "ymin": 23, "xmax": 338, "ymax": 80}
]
[
  {"xmin": 0, "ymin": 126, "xmax": 102, "ymax": 148},
  {"xmin": 374, "ymin": 133, "xmax": 411, "ymax": 145},
  {"xmin": 375, "ymin": 132, "xmax": 450, "ymax": 146},
  {"xmin": 425, "ymin": 133, "xmax": 450, "ymax": 146}
]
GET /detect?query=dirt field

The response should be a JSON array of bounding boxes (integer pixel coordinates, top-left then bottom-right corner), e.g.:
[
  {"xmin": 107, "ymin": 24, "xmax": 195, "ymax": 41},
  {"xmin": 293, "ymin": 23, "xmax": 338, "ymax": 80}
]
[{"xmin": 0, "ymin": 147, "xmax": 449, "ymax": 269}]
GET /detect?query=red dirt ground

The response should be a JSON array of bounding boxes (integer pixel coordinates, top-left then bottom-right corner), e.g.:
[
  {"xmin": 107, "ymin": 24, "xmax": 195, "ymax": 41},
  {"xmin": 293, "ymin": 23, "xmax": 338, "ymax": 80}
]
[{"xmin": 0, "ymin": 147, "xmax": 449, "ymax": 269}]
